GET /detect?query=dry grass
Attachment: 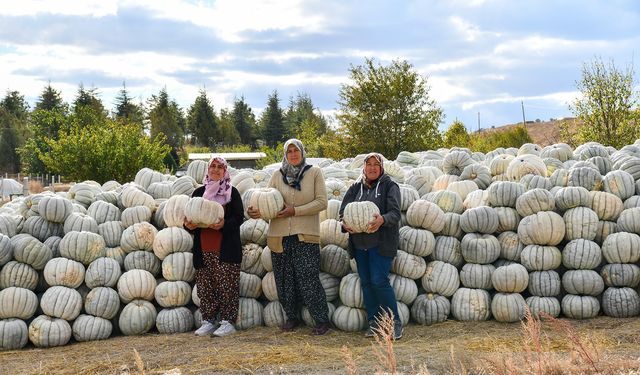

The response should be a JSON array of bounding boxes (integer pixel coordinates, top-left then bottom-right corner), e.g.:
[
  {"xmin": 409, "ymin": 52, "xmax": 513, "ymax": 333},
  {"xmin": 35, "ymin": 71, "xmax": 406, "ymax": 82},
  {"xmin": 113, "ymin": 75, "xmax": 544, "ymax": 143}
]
[
  {"xmin": 28, "ymin": 180, "xmax": 44, "ymax": 194},
  {"xmin": 483, "ymin": 118, "xmax": 580, "ymax": 146},
  {"xmin": 1, "ymin": 317, "xmax": 639, "ymax": 375},
  {"xmin": 465, "ymin": 310, "xmax": 639, "ymax": 375}
]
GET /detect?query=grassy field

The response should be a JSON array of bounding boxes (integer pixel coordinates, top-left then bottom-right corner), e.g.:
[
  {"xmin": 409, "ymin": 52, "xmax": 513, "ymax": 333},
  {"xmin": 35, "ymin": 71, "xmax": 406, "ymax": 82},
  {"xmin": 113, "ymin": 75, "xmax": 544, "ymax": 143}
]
[{"xmin": 2, "ymin": 315, "xmax": 639, "ymax": 375}]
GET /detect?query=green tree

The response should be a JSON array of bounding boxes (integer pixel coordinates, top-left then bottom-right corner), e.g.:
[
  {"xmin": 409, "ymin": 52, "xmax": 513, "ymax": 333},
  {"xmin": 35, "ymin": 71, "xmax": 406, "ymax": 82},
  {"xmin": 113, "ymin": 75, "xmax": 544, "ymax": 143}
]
[
  {"xmin": 147, "ymin": 88, "xmax": 185, "ymax": 170},
  {"xmin": 470, "ymin": 125, "xmax": 532, "ymax": 153},
  {"xmin": 71, "ymin": 84, "xmax": 108, "ymax": 128},
  {"xmin": 443, "ymin": 120, "xmax": 471, "ymax": 148},
  {"xmin": 256, "ymin": 143, "xmax": 284, "ymax": 169},
  {"xmin": 218, "ymin": 108, "xmax": 241, "ymax": 146},
  {"xmin": 18, "ymin": 109, "xmax": 68, "ymax": 174},
  {"xmin": 232, "ymin": 96, "xmax": 257, "ymax": 146},
  {"xmin": 295, "ymin": 117, "xmax": 333, "ymax": 158},
  {"xmin": 39, "ymin": 120, "xmax": 170, "ymax": 183},
  {"xmin": 260, "ymin": 91, "xmax": 285, "ymax": 148},
  {"xmin": 0, "ymin": 110, "xmax": 23, "ymax": 173},
  {"xmin": 284, "ymin": 93, "xmax": 327, "ymax": 140},
  {"xmin": 0, "ymin": 91, "xmax": 30, "ymax": 172},
  {"xmin": 187, "ymin": 89, "xmax": 218, "ymax": 147},
  {"xmin": 1, "ymin": 90, "xmax": 30, "ymax": 121},
  {"xmin": 74, "ymin": 84, "xmax": 106, "ymax": 115},
  {"xmin": 18, "ymin": 84, "xmax": 69, "ymax": 174},
  {"xmin": 113, "ymin": 82, "xmax": 144, "ymax": 126},
  {"xmin": 568, "ymin": 57, "xmax": 639, "ymax": 148},
  {"xmin": 337, "ymin": 58, "xmax": 444, "ymax": 158},
  {"xmin": 35, "ymin": 83, "xmax": 67, "ymax": 113}
]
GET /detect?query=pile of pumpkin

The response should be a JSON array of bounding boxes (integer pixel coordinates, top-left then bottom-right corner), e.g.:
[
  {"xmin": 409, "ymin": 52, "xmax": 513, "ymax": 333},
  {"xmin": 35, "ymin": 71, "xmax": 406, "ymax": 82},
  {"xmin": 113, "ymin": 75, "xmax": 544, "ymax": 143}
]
[{"xmin": 1, "ymin": 140, "xmax": 640, "ymax": 350}]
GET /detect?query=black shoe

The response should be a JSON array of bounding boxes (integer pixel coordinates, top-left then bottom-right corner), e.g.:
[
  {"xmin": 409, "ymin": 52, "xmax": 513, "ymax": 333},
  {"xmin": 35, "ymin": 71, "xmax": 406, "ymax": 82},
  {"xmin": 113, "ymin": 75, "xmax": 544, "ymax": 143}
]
[
  {"xmin": 311, "ymin": 322, "xmax": 330, "ymax": 335},
  {"xmin": 281, "ymin": 319, "xmax": 300, "ymax": 332}
]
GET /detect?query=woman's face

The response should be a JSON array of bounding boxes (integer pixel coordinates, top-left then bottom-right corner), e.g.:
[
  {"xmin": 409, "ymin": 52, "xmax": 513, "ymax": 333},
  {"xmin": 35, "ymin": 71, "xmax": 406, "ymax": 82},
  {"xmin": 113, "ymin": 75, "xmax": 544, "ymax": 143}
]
[
  {"xmin": 286, "ymin": 144, "xmax": 303, "ymax": 166},
  {"xmin": 208, "ymin": 160, "xmax": 225, "ymax": 181},
  {"xmin": 364, "ymin": 157, "xmax": 382, "ymax": 181}
]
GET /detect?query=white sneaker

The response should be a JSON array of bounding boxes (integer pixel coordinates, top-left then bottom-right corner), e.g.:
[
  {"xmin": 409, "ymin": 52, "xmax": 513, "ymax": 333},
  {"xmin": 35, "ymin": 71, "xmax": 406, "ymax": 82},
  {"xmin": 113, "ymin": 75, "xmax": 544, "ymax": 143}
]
[
  {"xmin": 212, "ymin": 320, "xmax": 236, "ymax": 337},
  {"xmin": 194, "ymin": 321, "xmax": 217, "ymax": 336}
]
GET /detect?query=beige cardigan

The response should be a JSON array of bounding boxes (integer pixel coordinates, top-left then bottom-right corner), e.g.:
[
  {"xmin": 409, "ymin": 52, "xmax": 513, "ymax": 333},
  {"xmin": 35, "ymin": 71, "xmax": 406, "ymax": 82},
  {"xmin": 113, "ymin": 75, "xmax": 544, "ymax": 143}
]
[{"xmin": 266, "ymin": 166, "xmax": 327, "ymax": 252}]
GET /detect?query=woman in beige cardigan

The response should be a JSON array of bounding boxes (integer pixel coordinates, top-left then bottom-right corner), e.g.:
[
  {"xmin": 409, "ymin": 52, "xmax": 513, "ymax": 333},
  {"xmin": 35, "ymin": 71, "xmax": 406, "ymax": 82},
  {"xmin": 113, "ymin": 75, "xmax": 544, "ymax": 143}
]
[{"xmin": 248, "ymin": 139, "xmax": 330, "ymax": 335}]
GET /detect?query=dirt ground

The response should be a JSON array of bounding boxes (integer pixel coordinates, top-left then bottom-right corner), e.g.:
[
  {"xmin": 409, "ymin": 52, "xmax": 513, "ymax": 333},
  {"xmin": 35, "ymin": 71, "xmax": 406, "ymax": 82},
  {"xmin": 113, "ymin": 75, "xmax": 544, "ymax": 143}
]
[{"xmin": 1, "ymin": 316, "xmax": 639, "ymax": 375}]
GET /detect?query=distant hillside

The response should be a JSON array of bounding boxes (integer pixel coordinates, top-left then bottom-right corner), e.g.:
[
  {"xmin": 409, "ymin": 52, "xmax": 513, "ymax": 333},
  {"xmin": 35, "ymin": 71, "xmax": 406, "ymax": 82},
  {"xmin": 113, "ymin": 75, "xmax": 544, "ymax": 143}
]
[{"xmin": 476, "ymin": 117, "xmax": 580, "ymax": 147}]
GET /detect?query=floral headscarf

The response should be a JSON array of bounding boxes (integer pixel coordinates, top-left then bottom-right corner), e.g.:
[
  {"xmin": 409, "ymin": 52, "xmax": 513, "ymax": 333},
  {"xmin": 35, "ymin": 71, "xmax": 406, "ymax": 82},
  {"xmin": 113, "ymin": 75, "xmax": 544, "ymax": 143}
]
[{"xmin": 202, "ymin": 156, "xmax": 232, "ymax": 205}]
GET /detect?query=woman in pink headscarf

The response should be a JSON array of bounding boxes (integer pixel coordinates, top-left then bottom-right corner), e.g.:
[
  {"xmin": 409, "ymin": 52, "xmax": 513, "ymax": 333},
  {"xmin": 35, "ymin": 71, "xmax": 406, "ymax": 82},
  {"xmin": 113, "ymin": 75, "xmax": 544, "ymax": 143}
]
[{"xmin": 185, "ymin": 156, "xmax": 244, "ymax": 337}]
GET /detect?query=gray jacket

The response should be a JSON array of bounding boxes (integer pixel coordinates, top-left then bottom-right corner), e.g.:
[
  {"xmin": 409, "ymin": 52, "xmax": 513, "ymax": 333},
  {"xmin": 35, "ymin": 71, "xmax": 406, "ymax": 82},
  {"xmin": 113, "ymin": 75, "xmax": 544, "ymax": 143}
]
[{"xmin": 339, "ymin": 174, "xmax": 401, "ymax": 258}]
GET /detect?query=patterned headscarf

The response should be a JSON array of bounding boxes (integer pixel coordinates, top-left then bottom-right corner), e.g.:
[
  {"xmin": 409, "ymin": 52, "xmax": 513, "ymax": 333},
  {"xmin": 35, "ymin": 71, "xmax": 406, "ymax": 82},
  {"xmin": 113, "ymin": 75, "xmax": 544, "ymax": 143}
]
[
  {"xmin": 280, "ymin": 138, "xmax": 310, "ymax": 191},
  {"xmin": 202, "ymin": 156, "xmax": 232, "ymax": 205},
  {"xmin": 362, "ymin": 152, "xmax": 385, "ymax": 186}
]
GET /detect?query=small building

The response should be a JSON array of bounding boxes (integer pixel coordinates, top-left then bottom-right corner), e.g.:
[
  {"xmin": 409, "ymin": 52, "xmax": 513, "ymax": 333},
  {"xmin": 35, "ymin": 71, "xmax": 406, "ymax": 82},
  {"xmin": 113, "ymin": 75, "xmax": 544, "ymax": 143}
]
[{"xmin": 188, "ymin": 152, "xmax": 267, "ymax": 169}]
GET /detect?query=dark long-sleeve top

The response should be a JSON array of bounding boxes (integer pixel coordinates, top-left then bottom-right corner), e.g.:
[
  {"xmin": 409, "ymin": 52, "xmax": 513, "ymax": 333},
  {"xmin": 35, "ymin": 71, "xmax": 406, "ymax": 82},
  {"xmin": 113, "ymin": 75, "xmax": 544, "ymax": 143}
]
[
  {"xmin": 188, "ymin": 186, "xmax": 244, "ymax": 268},
  {"xmin": 339, "ymin": 174, "xmax": 401, "ymax": 258}
]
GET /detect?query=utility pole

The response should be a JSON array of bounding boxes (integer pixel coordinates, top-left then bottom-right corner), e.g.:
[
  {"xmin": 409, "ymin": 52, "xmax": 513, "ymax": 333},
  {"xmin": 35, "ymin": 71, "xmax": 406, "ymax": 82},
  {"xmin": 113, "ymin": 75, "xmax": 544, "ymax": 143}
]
[{"xmin": 521, "ymin": 101, "xmax": 526, "ymax": 128}]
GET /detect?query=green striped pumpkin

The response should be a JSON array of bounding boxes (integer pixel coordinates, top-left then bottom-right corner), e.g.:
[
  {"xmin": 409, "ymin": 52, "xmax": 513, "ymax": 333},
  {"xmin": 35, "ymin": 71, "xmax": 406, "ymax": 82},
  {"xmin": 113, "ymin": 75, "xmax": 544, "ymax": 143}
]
[
  {"xmin": 28, "ymin": 315, "xmax": 72, "ymax": 347},
  {"xmin": 600, "ymin": 263, "xmax": 640, "ymax": 287},
  {"xmin": 601, "ymin": 287, "xmax": 640, "ymax": 318},
  {"xmin": 451, "ymin": 288, "xmax": 491, "ymax": 321},
  {"xmin": 528, "ymin": 270, "xmax": 561, "ymax": 297},
  {"xmin": 410, "ymin": 293, "xmax": 450, "ymax": 325},
  {"xmin": 72, "ymin": 314, "xmax": 112, "ymax": 342},
  {"xmin": 343, "ymin": 201, "xmax": 380, "ymax": 233},
  {"xmin": 156, "ymin": 307, "xmax": 194, "ymax": 334},
  {"xmin": 491, "ymin": 293, "xmax": 526, "ymax": 322},
  {"xmin": 526, "ymin": 296, "xmax": 561, "ymax": 318},
  {"xmin": 562, "ymin": 239, "xmax": 602, "ymax": 270},
  {"xmin": 248, "ymin": 188, "xmax": 285, "ymax": 220},
  {"xmin": 0, "ymin": 318, "xmax": 28, "ymax": 350}
]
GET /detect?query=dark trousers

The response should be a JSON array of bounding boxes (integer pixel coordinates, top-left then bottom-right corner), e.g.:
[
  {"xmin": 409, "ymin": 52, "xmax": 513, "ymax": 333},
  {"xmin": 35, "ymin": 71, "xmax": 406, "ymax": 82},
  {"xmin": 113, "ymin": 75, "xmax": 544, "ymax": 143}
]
[{"xmin": 271, "ymin": 235, "xmax": 329, "ymax": 324}]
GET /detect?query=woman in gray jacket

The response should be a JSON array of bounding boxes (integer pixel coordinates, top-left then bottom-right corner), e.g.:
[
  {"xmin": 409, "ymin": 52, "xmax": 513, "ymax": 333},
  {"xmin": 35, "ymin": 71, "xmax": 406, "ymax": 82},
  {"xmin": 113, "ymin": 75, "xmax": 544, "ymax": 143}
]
[{"xmin": 339, "ymin": 152, "xmax": 402, "ymax": 339}]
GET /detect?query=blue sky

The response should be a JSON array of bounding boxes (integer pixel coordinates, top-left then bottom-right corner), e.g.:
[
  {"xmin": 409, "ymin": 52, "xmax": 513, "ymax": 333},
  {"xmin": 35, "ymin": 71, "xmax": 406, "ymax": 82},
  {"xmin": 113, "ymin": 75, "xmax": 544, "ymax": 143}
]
[{"xmin": 0, "ymin": 0, "xmax": 639, "ymax": 131}]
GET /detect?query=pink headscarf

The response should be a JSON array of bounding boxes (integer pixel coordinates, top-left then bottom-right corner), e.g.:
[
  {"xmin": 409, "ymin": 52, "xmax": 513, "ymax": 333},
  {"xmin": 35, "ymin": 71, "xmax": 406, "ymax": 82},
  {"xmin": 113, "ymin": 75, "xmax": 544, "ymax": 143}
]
[{"xmin": 202, "ymin": 156, "xmax": 232, "ymax": 205}]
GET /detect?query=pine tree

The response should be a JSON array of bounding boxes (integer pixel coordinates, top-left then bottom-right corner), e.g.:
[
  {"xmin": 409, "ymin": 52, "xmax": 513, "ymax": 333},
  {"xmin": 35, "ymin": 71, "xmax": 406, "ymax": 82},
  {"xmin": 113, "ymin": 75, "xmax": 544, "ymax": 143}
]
[
  {"xmin": 72, "ymin": 84, "xmax": 108, "ymax": 127},
  {"xmin": 187, "ymin": 90, "xmax": 218, "ymax": 147},
  {"xmin": 114, "ymin": 82, "xmax": 144, "ymax": 125},
  {"xmin": 232, "ymin": 96, "xmax": 257, "ymax": 146},
  {"xmin": 218, "ymin": 108, "xmax": 241, "ymax": 146},
  {"xmin": 1, "ymin": 90, "xmax": 30, "ymax": 121},
  {"xmin": 20, "ymin": 84, "xmax": 69, "ymax": 174},
  {"xmin": 0, "ymin": 91, "xmax": 30, "ymax": 172},
  {"xmin": 260, "ymin": 91, "xmax": 285, "ymax": 148},
  {"xmin": 35, "ymin": 83, "xmax": 66, "ymax": 113},
  {"xmin": 147, "ymin": 88, "xmax": 185, "ymax": 171},
  {"xmin": 284, "ymin": 92, "xmax": 327, "ymax": 139}
]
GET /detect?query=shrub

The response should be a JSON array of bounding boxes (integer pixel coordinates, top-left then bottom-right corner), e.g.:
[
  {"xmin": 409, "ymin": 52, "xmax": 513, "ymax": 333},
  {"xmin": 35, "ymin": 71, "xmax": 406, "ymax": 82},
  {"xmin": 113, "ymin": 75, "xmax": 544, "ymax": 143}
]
[{"xmin": 39, "ymin": 120, "xmax": 170, "ymax": 184}]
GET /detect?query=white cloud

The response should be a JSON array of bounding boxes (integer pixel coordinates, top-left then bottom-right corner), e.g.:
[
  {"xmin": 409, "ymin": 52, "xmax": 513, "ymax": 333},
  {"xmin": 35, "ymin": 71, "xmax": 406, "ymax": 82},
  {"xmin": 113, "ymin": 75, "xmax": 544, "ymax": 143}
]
[
  {"xmin": 461, "ymin": 90, "xmax": 579, "ymax": 110},
  {"xmin": 246, "ymin": 52, "xmax": 327, "ymax": 64},
  {"xmin": 0, "ymin": 0, "xmax": 118, "ymax": 17},
  {"xmin": 448, "ymin": 16, "xmax": 501, "ymax": 42},
  {"xmin": 212, "ymin": 70, "xmax": 345, "ymax": 91},
  {"xmin": 428, "ymin": 76, "xmax": 474, "ymax": 103},
  {"xmin": 0, "ymin": 44, "xmax": 197, "ymax": 82},
  {"xmin": 122, "ymin": 0, "xmax": 328, "ymax": 42},
  {"xmin": 423, "ymin": 57, "xmax": 479, "ymax": 73},
  {"xmin": 492, "ymin": 35, "xmax": 611, "ymax": 57}
]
